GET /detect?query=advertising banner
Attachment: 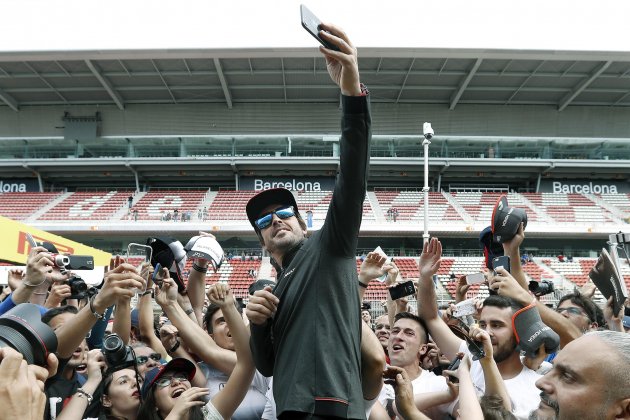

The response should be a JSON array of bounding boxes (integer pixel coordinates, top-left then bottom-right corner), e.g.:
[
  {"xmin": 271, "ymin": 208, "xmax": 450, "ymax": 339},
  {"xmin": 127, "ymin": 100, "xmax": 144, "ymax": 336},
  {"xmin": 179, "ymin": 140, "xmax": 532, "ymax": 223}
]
[
  {"xmin": 240, "ymin": 176, "xmax": 336, "ymax": 191},
  {"xmin": 539, "ymin": 180, "xmax": 630, "ymax": 194},
  {"xmin": 0, "ymin": 215, "xmax": 112, "ymax": 266}
]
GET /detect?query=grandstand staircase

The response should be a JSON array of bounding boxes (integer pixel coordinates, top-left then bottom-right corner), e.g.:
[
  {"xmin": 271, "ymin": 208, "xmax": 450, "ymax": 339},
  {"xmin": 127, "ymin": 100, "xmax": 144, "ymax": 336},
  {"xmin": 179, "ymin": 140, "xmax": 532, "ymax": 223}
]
[
  {"xmin": 112, "ymin": 191, "xmax": 146, "ymax": 221},
  {"xmin": 367, "ymin": 192, "xmax": 386, "ymax": 222},
  {"xmin": 197, "ymin": 190, "xmax": 216, "ymax": 221},
  {"xmin": 583, "ymin": 193, "xmax": 627, "ymax": 223},
  {"xmin": 516, "ymin": 193, "xmax": 555, "ymax": 223},
  {"xmin": 27, "ymin": 192, "xmax": 72, "ymax": 222},
  {"xmin": 442, "ymin": 192, "xmax": 473, "ymax": 224}
]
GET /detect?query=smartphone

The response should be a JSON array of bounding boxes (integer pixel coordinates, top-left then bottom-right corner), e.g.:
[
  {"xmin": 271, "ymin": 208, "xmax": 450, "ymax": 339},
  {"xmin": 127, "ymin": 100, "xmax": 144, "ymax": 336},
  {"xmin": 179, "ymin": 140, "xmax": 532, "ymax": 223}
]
[
  {"xmin": 465, "ymin": 272, "xmax": 485, "ymax": 285},
  {"xmin": 373, "ymin": 246, "xmax": 392, "ymax": 283},
  {"xmin": 389, "ymin": 280, "xmax": 416, "ymax": 300},
  {"xmin": 300, "ymin": 4, "xmax": 340, "ymax": 51},
  {"xmin": 453, "ymin": 298, "xmax": 477, "ymax": 318},
  {"xmin": 152, "ymin": 263, "xmax": 164, "ymax": 286},
  {"xmin": 127, "ymin": 243, "xmax": 152, "ymax": 270},
  {"xmin": 446, "ymin": 354, "xmax": 463, "ymax": 383},
  {"xmin": 492, "ymin": 256, "xmax": 511, "ymax": 274}
]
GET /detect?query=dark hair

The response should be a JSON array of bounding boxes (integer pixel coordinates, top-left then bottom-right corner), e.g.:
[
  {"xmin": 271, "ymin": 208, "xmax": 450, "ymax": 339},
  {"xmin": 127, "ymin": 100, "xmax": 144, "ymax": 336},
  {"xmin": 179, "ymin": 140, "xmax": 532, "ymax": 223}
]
[
  {"xmin": 482, "ymin": 295, "xmax": 522, "ymax": 315},
  {"xmin": 101, "ymin": 370, "xmax": 139, "ymax": 420},
  {"xmin": 203, "ymin": 303, "xmax": 223, "ymax": 335},
  {"xmin": 558, "ymin": 291, "xmax": 605, "ymax": 327},
  {"xmin": 41, "ymin": 305, "xmax": 78, "ymax": 325},
  {"xmin": 137, "ymin": 381, "xmax": 204, "ymax": 420},
  {"xmin": 394, "ymin": 312, "xmax": 429, "ymax": 344},
  {"xmin": 479, "ymin": 395, "xmax": 517, "ymax": 420}
]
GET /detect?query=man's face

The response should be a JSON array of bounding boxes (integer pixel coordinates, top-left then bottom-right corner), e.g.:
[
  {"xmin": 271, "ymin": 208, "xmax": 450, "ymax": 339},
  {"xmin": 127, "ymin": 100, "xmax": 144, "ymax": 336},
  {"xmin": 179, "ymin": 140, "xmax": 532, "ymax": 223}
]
[
  {"xmin": 134, "ymin": 346, "xmax": 162, "ymax": 377},
  {"xmin": 478, "ymin": 306, "xmax": 517, "ymax": 364},
  {"xmin": 361, "ymin": 310, "xmax": 372, "ymax": 324},
  {"xmin": 210, "ymin": 309, "xmax": 234, "ymax": 351},
  {"xmin": 374, "ymin": 315, "xmax": 390, "ymax": 349},
  {"xmin": 258, "ymin": 203, "xmax": 306, "ymax": 256},
  {"xmin": 388, "ymin": 318, "xmax": 427, "ymax": 369},
  {"xmin": 556, "ymin": 300, "xmax": 592, "ymax": 333},
  {"xmin": 531, "ymin": 335, "xmax": 620, "ymax": 420}
]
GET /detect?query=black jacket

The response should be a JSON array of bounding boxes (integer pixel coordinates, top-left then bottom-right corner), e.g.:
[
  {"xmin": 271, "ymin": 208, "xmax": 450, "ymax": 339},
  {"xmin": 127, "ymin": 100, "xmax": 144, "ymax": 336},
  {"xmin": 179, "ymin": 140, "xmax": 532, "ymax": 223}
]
[{"xmin": 250, "ymin": 94, "xmax": 371, "ymax": 419}]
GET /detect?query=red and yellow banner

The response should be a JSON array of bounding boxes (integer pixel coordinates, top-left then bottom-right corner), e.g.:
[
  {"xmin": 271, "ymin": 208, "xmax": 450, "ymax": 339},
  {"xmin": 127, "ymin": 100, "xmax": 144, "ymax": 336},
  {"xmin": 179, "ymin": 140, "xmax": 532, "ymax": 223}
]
[{"xmin": 0, "ymin": 215, "xmax": 111, "ymax": 266}]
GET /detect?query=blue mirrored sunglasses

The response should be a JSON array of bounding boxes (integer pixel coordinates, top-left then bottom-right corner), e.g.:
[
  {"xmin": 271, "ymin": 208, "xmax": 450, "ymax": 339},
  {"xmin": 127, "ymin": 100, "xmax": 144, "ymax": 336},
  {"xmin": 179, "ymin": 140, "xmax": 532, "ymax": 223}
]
[{"xmin": 255, "ymin": 206, "xmax": 295, "ymax": 230}]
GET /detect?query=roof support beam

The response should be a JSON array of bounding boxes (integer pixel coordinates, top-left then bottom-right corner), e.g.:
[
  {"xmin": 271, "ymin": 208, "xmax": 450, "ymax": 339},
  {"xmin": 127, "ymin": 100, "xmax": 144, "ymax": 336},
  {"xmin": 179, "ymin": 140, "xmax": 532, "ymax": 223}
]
[
  {"xmin": 23, "ymin": 62, "xmax": 68, "ymax": 103},
  {"xmin": 558, "ymin": 60, "xmax": 612, "ymax": 111},
  {"xmin": 85, "ymin": 60, "xmax": 125, "ymax": 110},
  {"xmin": 395, "ymin": 58, "xmax": 415, "ymax": 103},
  {"xmin": 151, "ymin": 59, "xmax": 177, "ymax": 104},
  {"xmin": 0, "ymin": 86, "xmax": 19, "ymax": 111},
  {"xmin": 449, "ymin": 58, "xmax": 482, "ymax": 110},
  {"xmin": 213, "ymin": 58, "xmax": 233, "ymax": 109}
]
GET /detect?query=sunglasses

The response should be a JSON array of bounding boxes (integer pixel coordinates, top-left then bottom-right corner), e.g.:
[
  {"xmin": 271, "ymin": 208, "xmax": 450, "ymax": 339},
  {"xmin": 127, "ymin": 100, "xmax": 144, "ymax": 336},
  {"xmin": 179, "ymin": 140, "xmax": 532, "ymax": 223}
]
[
  {"xmin": 556, "ymin": 307, "xmax": 587, "ymax": 317},
  {"xmin": 155, "ymin": 373, "xmax": 189, "ymax": 388},
  {"xmin": 136, "ymin": 353, "xmax": 162, "ymax": 365},
  {"xmin": 255, "ymin": 206, "xmax": 295, "ymax": 230}
]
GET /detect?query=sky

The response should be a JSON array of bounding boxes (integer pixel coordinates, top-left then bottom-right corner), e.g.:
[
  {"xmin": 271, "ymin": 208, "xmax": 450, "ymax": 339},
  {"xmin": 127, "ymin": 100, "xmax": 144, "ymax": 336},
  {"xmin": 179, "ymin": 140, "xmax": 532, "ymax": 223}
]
[{"xmin": 0, "ymin": 0, "xmax": 629, "ymax": 52}]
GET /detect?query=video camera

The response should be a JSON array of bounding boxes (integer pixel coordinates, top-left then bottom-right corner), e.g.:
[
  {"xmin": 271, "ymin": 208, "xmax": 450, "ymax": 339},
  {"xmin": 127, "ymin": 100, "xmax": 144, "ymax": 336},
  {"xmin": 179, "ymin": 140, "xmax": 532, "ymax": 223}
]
[
  {"xmin": 103, "ymin": 333, "xmax": 136, "ymax": 372},
  {"xmin": 0, "ymin": 304, "xmax": 57, "ymax": 366},
  {"xmin": 528, "ymin": 279, "xmax": 555, "ymax": 297}
]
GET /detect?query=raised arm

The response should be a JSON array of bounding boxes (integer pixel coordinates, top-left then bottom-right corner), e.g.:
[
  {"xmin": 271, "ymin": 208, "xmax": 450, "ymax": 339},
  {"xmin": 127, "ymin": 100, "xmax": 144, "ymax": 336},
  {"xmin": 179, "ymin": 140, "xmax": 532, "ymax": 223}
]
[
  {"xmin": 416, "ymin": 238, "xmax": 464, "ymax": 359},
  {"xmin": 155, "ymin": 270, "xmax": 237, "ymax": 375},
  {"xmin": 489, "ymin": 267, "xmax": 581, "ymax": 348},
  {"xmin": 318, "ymin": 23, "xmax": 370, "ymax": 256},
  {"xmin": 358, "ymin": 252, "xmax": 388, "ymax": 300},
  {"xmin": 208, "ymin": 283, "xmax": 256, "ymax": 419},
  {"xmin": 136, "ymin": 264, "xmax": 168, "ymax": 357},
  {"xmin": 502, "ymin": 223, "xmax": 528, "ymax": 289}
]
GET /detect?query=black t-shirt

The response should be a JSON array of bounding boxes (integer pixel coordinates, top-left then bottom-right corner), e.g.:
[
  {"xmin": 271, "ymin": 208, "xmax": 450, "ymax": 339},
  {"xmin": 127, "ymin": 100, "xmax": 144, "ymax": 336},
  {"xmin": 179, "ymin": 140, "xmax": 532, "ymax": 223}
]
[{"xmin": 45, "ymin": 358, "xmax": 103, "ymax": 420}]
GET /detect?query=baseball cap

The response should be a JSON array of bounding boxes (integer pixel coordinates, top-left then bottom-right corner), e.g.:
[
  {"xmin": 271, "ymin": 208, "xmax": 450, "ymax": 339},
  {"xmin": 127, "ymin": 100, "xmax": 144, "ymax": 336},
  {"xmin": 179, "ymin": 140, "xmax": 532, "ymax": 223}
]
[
  {"xmin": 491, "ymin": 195, "xmax": 528, "ymax": 243},
  {"xmin": 248, "ymin": 279, "xmax": 276, "ymax": 295},
  {"xmin": 246, "ymin": 188, "xmax": 299, "ymax": 228},
  {"xmin": 141, "ymin": 358, "xmax": 196, "ymax": 399},
  {"xmin": 184, "ymin": 235, "xmax": 224, "ymax": 272}
]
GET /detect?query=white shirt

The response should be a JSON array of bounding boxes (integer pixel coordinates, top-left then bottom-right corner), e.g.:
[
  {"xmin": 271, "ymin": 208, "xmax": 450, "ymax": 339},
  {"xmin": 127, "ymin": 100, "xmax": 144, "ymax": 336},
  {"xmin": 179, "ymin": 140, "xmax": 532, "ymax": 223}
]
[{"xmin": 460, "ymin": 341, "xmax": 542, "ymax": 420}]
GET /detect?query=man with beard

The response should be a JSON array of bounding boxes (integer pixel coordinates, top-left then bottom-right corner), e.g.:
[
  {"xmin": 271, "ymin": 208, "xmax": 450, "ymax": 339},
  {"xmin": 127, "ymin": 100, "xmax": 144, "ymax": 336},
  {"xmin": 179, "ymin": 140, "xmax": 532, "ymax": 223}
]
[
  {"xmin": 529, "ymin": 330, "xmax": 630, "ymax": 420},
  {"xmin": 245, "ymin": 22, "xmax": 373, "ymax": 420},
  {"xmin": 416, "ymin": 238, "xmax": 542, "ymax": 419}
]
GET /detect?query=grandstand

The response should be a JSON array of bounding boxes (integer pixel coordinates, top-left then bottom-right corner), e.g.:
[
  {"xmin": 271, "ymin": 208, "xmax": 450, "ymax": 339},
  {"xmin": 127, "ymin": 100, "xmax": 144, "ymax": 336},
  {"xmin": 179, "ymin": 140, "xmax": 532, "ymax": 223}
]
[{"xmin": 1, "ymin": 42, "xmax": 630, "ymax": 312}]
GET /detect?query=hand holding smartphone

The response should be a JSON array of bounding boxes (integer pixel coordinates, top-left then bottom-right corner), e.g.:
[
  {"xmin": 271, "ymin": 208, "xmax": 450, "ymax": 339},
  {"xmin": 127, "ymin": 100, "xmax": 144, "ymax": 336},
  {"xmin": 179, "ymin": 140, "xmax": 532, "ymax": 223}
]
[{"xmin": 300, "ymin": 4, "xmax": 340, "ymax": 51}]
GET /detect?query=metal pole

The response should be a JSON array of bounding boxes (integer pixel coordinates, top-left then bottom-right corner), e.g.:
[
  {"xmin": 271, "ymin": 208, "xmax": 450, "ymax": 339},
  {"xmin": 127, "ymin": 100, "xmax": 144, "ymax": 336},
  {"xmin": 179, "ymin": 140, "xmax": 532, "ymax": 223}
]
[{"xmin": 422, "ymin": 137, "xmax": 431, "ymax": 246}]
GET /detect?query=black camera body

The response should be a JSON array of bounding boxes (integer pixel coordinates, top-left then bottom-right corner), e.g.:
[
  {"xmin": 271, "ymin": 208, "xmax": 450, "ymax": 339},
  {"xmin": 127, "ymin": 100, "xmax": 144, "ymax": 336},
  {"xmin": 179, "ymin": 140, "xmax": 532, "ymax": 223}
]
[
  {"xmin": 51, "ymin": 254, "xmax": 94, "ymax": 271},
  {"xmin": 529, "ymin": 280, "xmax": 554, "ymax": 297},
  {"xmin": 103, "ymin": 334, "xmax": 136, "ymax": 372},
  {"xmin": 67, "ymin": 276, "xmax": 88, "ymax": 299}
]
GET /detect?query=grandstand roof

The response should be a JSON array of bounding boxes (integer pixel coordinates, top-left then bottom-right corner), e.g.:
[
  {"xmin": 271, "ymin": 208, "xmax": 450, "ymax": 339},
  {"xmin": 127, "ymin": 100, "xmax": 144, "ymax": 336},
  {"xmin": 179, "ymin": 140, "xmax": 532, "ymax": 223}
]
[{"xmin": 1, "ymin": 48, "xmax": 630, "ymax": 112}]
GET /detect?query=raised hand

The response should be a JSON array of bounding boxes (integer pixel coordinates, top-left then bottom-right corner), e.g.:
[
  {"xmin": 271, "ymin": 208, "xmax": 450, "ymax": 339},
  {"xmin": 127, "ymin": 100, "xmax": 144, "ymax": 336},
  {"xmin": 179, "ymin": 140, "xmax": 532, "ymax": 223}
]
[
  {"xmin": 155, "ymin": 273, "xmax": 178, "ymax": 308},
  {"xmin": 207, "ymin": 283, "xmax": 234, "ymax": 308},
  {"xmin": 92, "ymin": 263, "xmax": 146, "ymax": 313},
  {"xmin": 168, "ymin": 387, "xmax": 209, "ymax": 418},
  {"xmin": 358, "ymin": 252, "xmax": 387, "ymax": 285},
  {"xmin": 488, "ymin": 267, "xmax": 531, "ymax": 305},
  {"xmin": 317, "ymin": 23, "xmax": 361, "ymax": 96},
  {"xmin": 245, "ymin": 286, "xmax": 279, "ymax": 326},
  {"xmin": 160, "ymin": 324, "xmax": 180, "ymax": 351},
  {"xmin": 25, "ymin": 246, "xmax": 54, "ymax": 287},
  {"xmin": 419, "ymin": 238, "xmax": 442, "ymax": 280},
  {"xmin": 44, "ymin": 282, "xmax": 72, "ymax": 308}
]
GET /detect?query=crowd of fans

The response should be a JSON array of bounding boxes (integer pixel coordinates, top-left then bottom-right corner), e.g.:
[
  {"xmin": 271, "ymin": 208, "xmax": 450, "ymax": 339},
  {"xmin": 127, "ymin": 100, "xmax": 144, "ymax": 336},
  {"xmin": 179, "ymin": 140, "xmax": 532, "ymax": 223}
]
[{"xmin": 0, "ymin": 22, "xmax": 628, "ymax": 420}]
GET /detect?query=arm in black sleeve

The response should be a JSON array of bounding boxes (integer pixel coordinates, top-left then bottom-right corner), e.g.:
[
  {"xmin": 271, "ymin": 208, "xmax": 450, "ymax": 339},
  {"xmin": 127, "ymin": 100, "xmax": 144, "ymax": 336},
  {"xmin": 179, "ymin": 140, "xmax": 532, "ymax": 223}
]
[
  {"xmin": 323, "ymin": 94, "xmax": 371, "ymax": 256},
  {"xmin": 249, "ymin": 322, "xmax": 275, "ymax": 377}
]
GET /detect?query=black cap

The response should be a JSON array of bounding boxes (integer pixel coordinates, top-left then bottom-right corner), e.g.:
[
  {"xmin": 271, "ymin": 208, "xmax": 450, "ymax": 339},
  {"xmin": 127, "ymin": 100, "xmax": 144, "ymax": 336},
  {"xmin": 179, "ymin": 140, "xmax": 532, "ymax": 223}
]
[
  {"xmin": 248, "ymin": 279, "xmax": 276, "ymax": 295},
  {"xmin": 491, "ymin": 195, "xmax": 527, "ymax": 243},
  {"xmin": 246, "ymin": 188, "xmax": 299, "ymax": 228}
]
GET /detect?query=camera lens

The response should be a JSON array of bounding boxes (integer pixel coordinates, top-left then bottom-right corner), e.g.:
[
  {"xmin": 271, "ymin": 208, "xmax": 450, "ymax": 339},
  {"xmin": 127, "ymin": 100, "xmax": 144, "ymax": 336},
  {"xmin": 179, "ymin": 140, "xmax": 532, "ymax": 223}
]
[
  {"xmin": 69, "ymin": 278, "xmax": 88, "ymax": 295},
  {"xmin": 0, "ymin": 304, "xmax": 58, "ymax": 366}
]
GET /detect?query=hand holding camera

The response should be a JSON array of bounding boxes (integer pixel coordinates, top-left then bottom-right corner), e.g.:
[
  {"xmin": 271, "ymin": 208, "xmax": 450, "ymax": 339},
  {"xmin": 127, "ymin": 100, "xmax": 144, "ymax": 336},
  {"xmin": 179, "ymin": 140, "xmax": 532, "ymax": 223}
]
[
  {"xmin": 44, "ymin": 282, "xmax": 72, "ymax": 308},
  {"xmin": 489, "ymin": 267, "xmax": 532, "ymax": 306},
  {"xmin": 0, "ymin": 347, "xmax": 48, "ymax": 420},
  {"xmin": 159, "ymin": 323, "xmax": 180, "ymax": 352},
  {"xmin": 25, "ymin": 246, "xmax": 54, "ymax": 287},
  {"xmin": 468, "ymin": 324, "xmax": 493, "ymax": 360},
  {"xmin": 85, "ymin": 349, "xmax": 106, "ymax": 386}
]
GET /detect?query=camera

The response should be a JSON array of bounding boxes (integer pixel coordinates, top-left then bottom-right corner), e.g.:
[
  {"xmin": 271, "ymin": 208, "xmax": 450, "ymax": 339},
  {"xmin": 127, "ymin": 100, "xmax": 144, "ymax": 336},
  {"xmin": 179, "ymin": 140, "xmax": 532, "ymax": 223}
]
[
  {"xmin": 67, "ymin": 275, "xmax": 94, "ymax": 300},
  {"xmin": 103, "ymin": 333, "xmax": 136, "ymax": 372},
  {"xmin": 51, "ymin": 253, "xmax": 95, "ymax": 271},
  {"xmin": 423, "ymin": 122, "xmax": 434, "ymax": 140},
  {"xmin": 529, "ymin": 280, "xmax": 554, "ymax": 297},
  {"xmin": 0, "ymin": 303, "xmax": 58, "ymax": 366}
]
